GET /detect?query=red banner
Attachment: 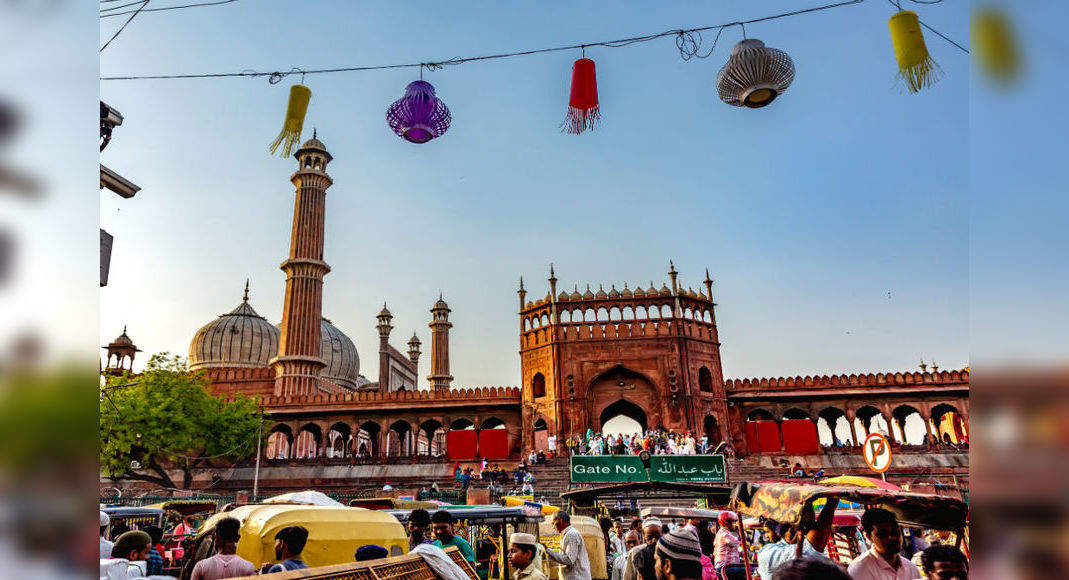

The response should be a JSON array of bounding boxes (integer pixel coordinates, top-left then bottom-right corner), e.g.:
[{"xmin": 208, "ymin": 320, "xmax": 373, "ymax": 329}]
[
  {"xmin": 781, "ymin": 420, "xmax": 819, "ymax": 454},
  {"xmin": 478, "ymin": 429, "xmax": 508, "ymax": 459},
  {"xmin": 746, "ymin": 420, "xmax": 782, "ymax": 453},
  {"xmin": 447, "ymin": 430, "xmax": 478, "ymax": 460}
]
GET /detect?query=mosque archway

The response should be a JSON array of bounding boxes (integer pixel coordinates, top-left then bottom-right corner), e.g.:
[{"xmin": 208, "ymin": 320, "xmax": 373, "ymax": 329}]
[{"xmin": 599, "ymin": 399, "xmax": 648, "ymax": 434}]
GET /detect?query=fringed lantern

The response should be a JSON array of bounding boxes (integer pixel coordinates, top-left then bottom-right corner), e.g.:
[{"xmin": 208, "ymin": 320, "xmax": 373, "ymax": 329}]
[
  {"xmin": 562, "ymin": 58, "xmax": 600, "ymax": 134},
  {"xmin": 386, "ymin": 80, "xmax": 451, "ymax": 143},
  {"xmin": 716, "ymin": 39, "xmax": 795, "ymax": 108},
  {"xmin": 972, "ymin": 7, "xmax": 1020, "ymax": 86},
  {"xmin": 889, "ymin": 10, "xmax": 941, "ymax": 93},
  {"xmin": 268, "ymin": 84, "xmax": 312, "ymax": 157}
]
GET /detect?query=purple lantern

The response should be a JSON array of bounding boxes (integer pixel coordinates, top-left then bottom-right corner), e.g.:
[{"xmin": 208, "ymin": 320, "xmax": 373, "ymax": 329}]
[{"xmin": 386, "ymin": 80, "xmax": 451, "ymax": 143}]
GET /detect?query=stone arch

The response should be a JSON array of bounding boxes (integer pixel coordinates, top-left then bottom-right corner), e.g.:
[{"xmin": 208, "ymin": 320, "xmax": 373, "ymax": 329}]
[
  {"xmin": 524, "ymin": 318, "xmax": 531, "ymax": 331},
  {"xmin": 357, "ymin": 421, "xmax": 382, "ymax": 456},
  {"xmin": 854, "ymin": 405, "xmax": 889, "ymax": 440},
  {"xmin": 596, "ymin": 307, "xmax": 609, "ymax": 322},
  {"xmin": 327, "ymin": 422, "xmax": 351, "ymax": 458},
  {"xmin": 703, "ymin": 414, "xmax": 722, "ymax": 444},
  {"xmin": 540, "ymin": 314, "xmax": 550, "ymax": 327},
  {"xmin": 387, "ymin": 420, "xmax": 412, "ymax": 456},
  {"xmin": 931, "ymin": 403, "xmax": 968, "ymax": 444},
  {"xmin": 747, "ymin": 408, "xmax": 775, "ymax": 421},
  {"xmin": 531, "ymin": 372, "xmax": 546, "ymax": 398},
  {"xmin": 599, "ymin": 399, "xmax": 647, "ymax": 433},
  {"xmin": 481, "ymin": 417, "xmax": 506, "ymax": 430},
  {"xmin": 294, "ymin": 423, "xmax": 321, "ymax": 459},
  {"xmin": 531, "ymin": 317, "xmax": 540, "ymax": 329},
  {"xmin": 816, "ymin": 407, "xmax": 852, "ymax": 446},
  {"xmin": 660, "ymin": 304, "xmax": 672, "ymax": 318},
  {"xmin": 698, "ymin": 366, "xmax": 713, "ymax": 393},
  {"xmin": 783, "ymin": 408, "xmax": 811, "ymax": 420},
  {"xmin": 560, "ymin": 310, "xmax": 571, "ymax": 323},
  {"xmin": 266, "ymin": 424, "xmax": 293, "ymax": 459},
  {"xmin": 891, "ymin": 404, "xmax": 926, "ymax": 445},
  {"xmin": 636, "ymin": 305, "xmax": 647, "ymax": 319},
  {"xmin": 450, "ymin": 418, "xmax": 475, "ymax": 430},
  {"xmin": 703, "ymin": 310, "xmax": 712, "ymax": 323},
  {"xmin": 417, "ymin": 419, "xmax": 446, "ymax": 456},
  {"xmin": 609, "ymin": 307, "xmax": 622, "ymax": 321},
  {"xmin": 572, "ymin": 309, "xmax": 583, "ymax": 323},
  {"xmin": 622, "ymin": 306, "xmax": 635, "ymax": 321}
]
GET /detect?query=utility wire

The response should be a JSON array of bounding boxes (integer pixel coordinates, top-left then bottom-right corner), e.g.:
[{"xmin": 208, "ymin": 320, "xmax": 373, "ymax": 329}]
[
  {"xmin": 100, "ymin": 0, "xmax": 150, "ymax": 52},
  {"xmin": 101, "ymin": 0, "xmax": 238, "ymax": 18},
  {"xmin": 101, "ymin": 0, "xmax": 864, "ymax": 81}
]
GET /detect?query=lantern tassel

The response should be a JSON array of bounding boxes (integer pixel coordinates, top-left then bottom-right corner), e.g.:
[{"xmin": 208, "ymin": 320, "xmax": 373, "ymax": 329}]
[
  {"xmin": 897, "ymin": 55, "xmax": 941, "ymax": 94},
  {"xmin": 269, "ymin": 84, "xmax": 312, "ymax": 157},
  {"xmin": 563, "ymin": 104, "xmax": 600, "ymax": 135}
]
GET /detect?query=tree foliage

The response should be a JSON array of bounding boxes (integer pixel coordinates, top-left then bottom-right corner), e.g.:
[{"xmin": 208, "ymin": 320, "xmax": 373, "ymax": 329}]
[{"xmin": 100, "ymin": 353, "xmax": 263, "ymax": 489}]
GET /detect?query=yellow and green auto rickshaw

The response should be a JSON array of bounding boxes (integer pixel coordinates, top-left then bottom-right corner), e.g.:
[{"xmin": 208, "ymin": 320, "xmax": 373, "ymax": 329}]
[{"xmin": 182, "ymin": 504, "xmax": 407, "ymax": 579}]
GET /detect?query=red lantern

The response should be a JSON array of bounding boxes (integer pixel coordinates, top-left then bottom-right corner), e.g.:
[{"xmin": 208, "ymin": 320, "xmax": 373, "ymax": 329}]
[{"xmin": 562, "ymin": 58, "xmax": 600, "ymax": 134}]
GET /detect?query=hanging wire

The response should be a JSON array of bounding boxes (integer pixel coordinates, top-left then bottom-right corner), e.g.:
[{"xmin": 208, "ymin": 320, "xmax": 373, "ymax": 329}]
[
  {"xmin": 100, "ymin": 0, "xmax": 238, "ymax": 18},
  {"xmin": 100, "ymin": 0, "xmax": 150, "ymax": 52},
  {"xmin": 101, "ymin": 0, "xmax": 866, "ymax": 81}
]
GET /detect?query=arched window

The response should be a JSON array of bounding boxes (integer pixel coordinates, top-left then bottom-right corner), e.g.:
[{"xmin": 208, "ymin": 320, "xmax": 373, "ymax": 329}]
[
  {"xmin": 698, "ymin": 366, "xmax": 713, "ymax": 392},
  {"xmin": 532, "ymin": 372, "xmax": 546, "ymax": 398}
]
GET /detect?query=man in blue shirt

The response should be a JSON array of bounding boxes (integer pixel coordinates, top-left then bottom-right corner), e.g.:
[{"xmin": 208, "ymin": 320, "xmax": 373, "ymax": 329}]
[
  {"xmin": 431, "ymin": 510, "xmax": 476, "ymax": 563},
  {"xmin": 264, "ymin": 526, "xmax": 309, "ymax": 573}
]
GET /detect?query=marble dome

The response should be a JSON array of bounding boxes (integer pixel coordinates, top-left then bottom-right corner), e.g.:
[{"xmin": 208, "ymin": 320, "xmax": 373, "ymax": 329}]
[{"xmin": 188, "ymin": 300, "xmax": 280, "ymax": 370}]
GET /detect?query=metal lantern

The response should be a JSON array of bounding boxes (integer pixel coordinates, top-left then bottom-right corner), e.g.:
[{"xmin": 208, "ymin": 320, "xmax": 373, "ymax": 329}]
[
  {"xmin": 386, "ymin": 80, "xmax": 451, "ymax": 143},
  {"xmin": 716, "ymin": 39, "xmax": 795, "ymax": 108}
]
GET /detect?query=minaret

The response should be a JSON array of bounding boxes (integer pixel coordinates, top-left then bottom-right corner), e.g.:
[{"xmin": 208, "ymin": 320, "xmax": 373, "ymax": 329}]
[
  {"xmin": 407, "ymin": 333, "xmax": 422, "ymax": 384},
  {"xmin": 271, "ymin": 133, "xmax": 333, "ymax": 396},
  {"xmin": 703, "ymin": 268, "xmax": 717, "ymax": 324},
  {"xmin": 376, "ymin": 303, "xmax": 394, "ymax": 390},
  {"xmin": 517, "ymin": 277, "xmax": 527, "ymax": 311},
  {"xmin": 428, "ymin": 294, "xmax": 453, "ymax": 391}
]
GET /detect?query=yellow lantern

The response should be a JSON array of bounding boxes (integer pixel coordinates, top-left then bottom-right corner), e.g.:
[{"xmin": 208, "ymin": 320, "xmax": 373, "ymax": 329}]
[
  {"xmin": 268, "ymin": 84, "xmax": 312, "ymax": 157},
  {"xmin": 888, "ymin": 10, "xmax": 940, "ymax": 93},
  {"xmin": 972, "ymin": 6, "xmax": 1020, "ymax": 85}
]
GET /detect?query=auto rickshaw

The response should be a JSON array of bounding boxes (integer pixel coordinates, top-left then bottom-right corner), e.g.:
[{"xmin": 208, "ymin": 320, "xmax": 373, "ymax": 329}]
[
  {"xmin": 730, "ymin": 481, "xmax": 970, "ymax": 564},
  {"xmin": 144, "ymin": 499, "xmax": 220, "ymax": 569},
  {"xmin": 181, "ymin": 504, "xmax": 408, "ymax": 579},
  {"xmin": 539, "ymin": 514, "xmax": 608, "ymax": 580},
  {"xmin": 101, "ymin": 506, "xmax": 165, "ymax": 538},
  {"xmin": 389, "ymin": 505, "xmax": 543, "ymax": 580}
]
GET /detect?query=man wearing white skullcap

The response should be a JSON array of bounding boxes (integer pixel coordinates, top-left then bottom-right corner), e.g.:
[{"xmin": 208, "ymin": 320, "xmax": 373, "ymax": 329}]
[
  {"xmin": 99, "ymin": 511, "xmax": 114, "ymax": 559},
  {"xmin": 544, "ymin": 511, "xmax": 591, "ymax": 580},
  {"xmin": 622, "ymin": 518, "xmax": 664, "ymax": 580},
  {"xmin": 508, "ymin": 533, "xmax": 547, "ymax": 580}
]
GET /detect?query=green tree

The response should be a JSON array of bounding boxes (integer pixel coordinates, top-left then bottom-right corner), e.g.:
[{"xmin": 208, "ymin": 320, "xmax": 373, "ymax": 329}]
[{"xmin": 100, "ymin": 353, "xmax": 263, "ymax": 489}]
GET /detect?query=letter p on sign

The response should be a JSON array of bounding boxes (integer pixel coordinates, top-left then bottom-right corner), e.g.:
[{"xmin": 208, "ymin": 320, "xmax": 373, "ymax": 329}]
[{"xmin": 862, "ymin": 433, "xmax": 892, "ymax": 473}]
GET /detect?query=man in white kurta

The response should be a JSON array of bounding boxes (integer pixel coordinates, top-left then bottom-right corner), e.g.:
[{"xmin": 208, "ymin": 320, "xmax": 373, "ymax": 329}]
[{"xmin": 544, "ymin": 511, "xmax": 592, "ymax": 580}]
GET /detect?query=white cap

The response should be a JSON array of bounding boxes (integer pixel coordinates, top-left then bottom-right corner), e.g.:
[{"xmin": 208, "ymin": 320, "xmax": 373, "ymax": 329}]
[
  {"xmin": 510, "ymin": 532, "xmax": 537, "ymax": 546},
  {"xmin": 100, "ymin": 511, "xmax": 110, "ymax": 527},
  {"xmin": 642, "ymin": 517, "xmax": 663, "ymax": 529}
]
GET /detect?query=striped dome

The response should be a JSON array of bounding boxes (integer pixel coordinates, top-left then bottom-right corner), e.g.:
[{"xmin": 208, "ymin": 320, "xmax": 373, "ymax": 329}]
[
  {"xmin": 188, "ymin": 300, "xmax": 279, "ymax": 370},
  {"xmin": 320, "ymin": 318, "xmax": 360, "ymax": 390}
]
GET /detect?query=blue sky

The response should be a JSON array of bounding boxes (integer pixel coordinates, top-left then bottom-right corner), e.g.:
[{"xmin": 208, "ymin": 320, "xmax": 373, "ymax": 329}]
[{"xmin": 99, "ymin": 1, "xmax": 971, "ymax": 385}]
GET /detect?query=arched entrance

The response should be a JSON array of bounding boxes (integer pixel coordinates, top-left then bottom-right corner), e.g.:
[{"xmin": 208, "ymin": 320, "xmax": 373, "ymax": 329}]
[
  {"xmin": 589, "ymin": 365, "xmax": 658, "ymax": 434},
  {"xmin": 600, "ymin": 399, "xmax": 648, "ymax": 435}
]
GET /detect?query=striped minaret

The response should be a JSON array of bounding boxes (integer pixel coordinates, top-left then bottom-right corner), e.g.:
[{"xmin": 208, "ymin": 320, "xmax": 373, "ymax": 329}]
[{"xmin": 271, "ymin": 133, "xmax": 333, "ymax": 396}]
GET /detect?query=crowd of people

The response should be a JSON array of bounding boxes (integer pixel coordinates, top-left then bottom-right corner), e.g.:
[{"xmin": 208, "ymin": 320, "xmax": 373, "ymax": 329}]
[
  {"xmin": 594, "ymin": 504, "xmax": 967, "ymax": 580},
  {"xmin": 566, "ymin": 429, "xmax": 734, "ymax": 457}
]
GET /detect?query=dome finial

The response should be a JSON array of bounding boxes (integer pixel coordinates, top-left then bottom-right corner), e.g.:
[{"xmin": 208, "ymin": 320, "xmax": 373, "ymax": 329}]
[
  {"xmin": 122, "ymin": 324, "xmax": 127, "ymax": 334},
  {"xmin": 243, "ymin": 278, "xmax": 250, "ymax": 302},
  {"xmin": 312, "ymin": 127, "xmax": 317, "ymax": 140}
]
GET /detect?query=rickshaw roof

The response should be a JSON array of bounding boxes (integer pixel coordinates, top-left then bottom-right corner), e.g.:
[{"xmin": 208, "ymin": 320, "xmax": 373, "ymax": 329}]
[
  {"xmin": 639, "ymin": 506, "xmax": 729, "ymax": 520},
  {"xmin": 102, "ymin": 506, "xmax": 165, "ymax": 518},
  {"xmin": 387, "ymin": 506, "xmax": 542, "ymax": 524},
  {"xmin": 143, "ymin": 499, "xmax": 218, "ymax": 516},
  {"xmin": 197, "ymin": 504, "xmax": 402, "ymax": 541},
  {"xmin": 560, "ymin": 481, "xmax": 733, "ymax": 506},
  {"xmin": 730, "ymin": 482, "xmax": 968, "ymax": 530}
]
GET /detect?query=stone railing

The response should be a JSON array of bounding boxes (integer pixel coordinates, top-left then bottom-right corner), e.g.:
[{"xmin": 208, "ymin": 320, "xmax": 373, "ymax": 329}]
[
  {"xmin": 261, "ymin": 385, "xmax": 521, "ymax": 407},
  {"xmin": 726, "ymin": 369, "xmax": 969, "ymax": 392}
]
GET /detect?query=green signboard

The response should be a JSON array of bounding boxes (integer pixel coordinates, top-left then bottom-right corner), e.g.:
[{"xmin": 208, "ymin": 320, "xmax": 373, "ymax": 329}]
[{"xmin": 569, "ymin": 455, "xmax": 727, "ymax": 484}]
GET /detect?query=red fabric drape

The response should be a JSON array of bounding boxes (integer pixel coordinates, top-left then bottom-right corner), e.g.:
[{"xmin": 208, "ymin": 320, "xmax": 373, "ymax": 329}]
[
  {"xmin": 478, "ymin": 429, "xmax": 508, "ymax": 459},
  {"xmin": 447, "ymin": 430, "xmax": 478, "ymax": 460},
  {"xmin": 746, "ymin": 420, "xmax": 783, "ymax": 453},
  {"xmin": 781, "ymin": 420, "xmax": 820, "ymax": 455}
]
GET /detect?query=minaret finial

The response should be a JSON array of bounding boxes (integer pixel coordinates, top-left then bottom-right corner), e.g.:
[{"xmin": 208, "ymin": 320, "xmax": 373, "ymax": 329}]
[
  {"xmin": 549, "ymin": 263, "xmax": 556, "ymax": 278},
  {"xmin": 519, "ymin": 276, "xmax": 525, "ymax": 291},
  {"xmin": 669, "ymin": 260, "xmax": 677, "ymax": 274},
  {"xmin": 313, "ymin": 127, "xmax": 317, "ymax": 140},
  {"xmin": 122, "ymin": 324, "xmax": 127, "ymax": 334},
  {"xmin": 243, "ymin": 279, "xmax": 250, "ymax": 302}
]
